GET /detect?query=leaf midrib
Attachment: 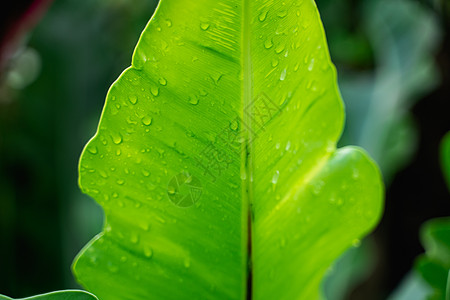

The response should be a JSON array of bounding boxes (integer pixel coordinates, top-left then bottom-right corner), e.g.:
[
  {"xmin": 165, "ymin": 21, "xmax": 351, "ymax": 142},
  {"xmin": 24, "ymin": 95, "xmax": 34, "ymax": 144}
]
[{"xmin": 242, "ymin": 0, "xmax": 253, "ymax": 299}]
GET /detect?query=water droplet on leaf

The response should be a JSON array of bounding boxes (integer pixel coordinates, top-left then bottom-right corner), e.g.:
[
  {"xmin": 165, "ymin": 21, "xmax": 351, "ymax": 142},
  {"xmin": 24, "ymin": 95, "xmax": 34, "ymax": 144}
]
[
  {"xmin": 271, "ymin": 59, "xmax": 279, "ymax": 67},
  {"xmin": 230, "ymin": 120, "xmax": 239, "ymax": 131},
  {"xmin": 111, "ymin": 133, "xmax": 123, "ymax": 145},
  {"xmin": 264, "ymin": 38, "xmax": 274, "ymax": 49},
  {"xmin": 258, "ymin": 10, "xmax": 268, "ymax": 22},
  {"xmin": 184, "ymin": 257, "xmax": 191, "ymax": 268},
  {"xmin": 142, "ymin": 115, "xmax": 153, "ymax": 126},
  {"xmin": 87, "ymin": 145, "xmax": 98, "ymax": 154},
  {"xmin": 189, "ymin": 94, "xmax": 199, "ymax": 105},
  {"xmin": 129, "ymin": 95, "xmax": 138, "ymax": 105},
  {"xmin": 200, "ymin": 23, "xmax": 210, "ymax": 30},
  {"xmin": 272, "ymin": 170, "xmax": 280, "ymax": 184},
  {"xmin": 144, "ymin": 246, "xmax": 153, "ymax": 258},
  {"xmin": 159, "ymin": 77, "xmax": 167, "ymax": 86},
  {"xmin": 280, "ymin": 68, "xmax": 287, "ymax": 81},
  {"xmin": 151, "ymin": 86, "xmax": 159, "ymax": 96},
  {"xmin": 275, "ymin": 43, "xmax": 285, "ymax": 54}
]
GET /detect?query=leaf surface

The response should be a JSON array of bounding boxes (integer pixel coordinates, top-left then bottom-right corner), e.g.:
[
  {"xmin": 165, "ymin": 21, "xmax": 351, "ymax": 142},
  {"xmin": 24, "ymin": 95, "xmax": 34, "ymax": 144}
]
[{"xmin": 73, "ymin": 0, "xmax": 384, "ymax": 299}]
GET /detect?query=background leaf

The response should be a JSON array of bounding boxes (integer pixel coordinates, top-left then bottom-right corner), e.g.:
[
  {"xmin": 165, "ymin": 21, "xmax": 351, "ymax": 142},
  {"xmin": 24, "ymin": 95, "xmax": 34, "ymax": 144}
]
[
  {"xmin": 338, "ymin": 0, "xmax": 442, "ymax": 182},
  {"xmin": 387, "ymin": 272, "xmax": 432, "ymax": 300},
  {"xmin": 415, "ymin": 218, "xmax": 450, "ymax": 300}
]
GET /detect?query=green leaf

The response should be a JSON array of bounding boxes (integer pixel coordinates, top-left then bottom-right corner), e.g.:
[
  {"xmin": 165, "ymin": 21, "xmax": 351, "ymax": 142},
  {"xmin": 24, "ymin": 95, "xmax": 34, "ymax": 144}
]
[
  {"xmin": 416, "ymin": 218, "xmax": 450, "ymax": 300},
  {"xmin": 323, "ymin": 238, "xmax": 377, "ymax": 300},
  {"xmin": 387, "ymin": 272, "xmax": 432, "ymax": 300},
  {"xmin": 402, "ymin": 132, "xmax": 450, "ymax": 300},
  {"xmin": 73, "ymin": 0, "xmax": 384, "ymax": 299},
  {"xmin": 0, "ymin": 290, "xmax": 97, "ymax": 300},
  {"xmin": 339, "ymin": 0, "xmax": 442, "ymax": 182}
]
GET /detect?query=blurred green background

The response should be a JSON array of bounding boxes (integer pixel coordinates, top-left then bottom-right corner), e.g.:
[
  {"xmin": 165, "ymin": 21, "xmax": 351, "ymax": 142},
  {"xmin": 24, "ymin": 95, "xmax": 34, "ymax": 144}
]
[{"xmin": 0, "ymin": 0, "xmax": 449, "ymax": 299}]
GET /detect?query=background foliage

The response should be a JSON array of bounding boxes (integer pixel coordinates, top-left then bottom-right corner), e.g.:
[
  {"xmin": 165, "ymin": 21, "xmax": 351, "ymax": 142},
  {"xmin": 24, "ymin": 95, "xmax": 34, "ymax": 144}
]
[{"xmin": 0, "ymin": 0, "xmax": 449, "ymax": 299}]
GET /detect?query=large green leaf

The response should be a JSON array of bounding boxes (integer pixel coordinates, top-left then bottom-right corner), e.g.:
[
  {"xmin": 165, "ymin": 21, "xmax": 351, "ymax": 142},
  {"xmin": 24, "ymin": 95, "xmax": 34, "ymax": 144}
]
[
  {"xmin": 0, "ymin": 291, "xmax": 97, "ymax": 300},
  {"xmin": 73, "ymin": 0, "xmax": 383, "ymax": 299}
]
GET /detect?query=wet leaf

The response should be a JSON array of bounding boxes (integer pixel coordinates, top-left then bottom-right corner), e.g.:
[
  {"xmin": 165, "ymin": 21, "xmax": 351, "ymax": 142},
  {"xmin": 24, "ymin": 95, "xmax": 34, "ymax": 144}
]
[{"xmin": 73, "ymin": 1, "xmax": 384, "ymax": 299}]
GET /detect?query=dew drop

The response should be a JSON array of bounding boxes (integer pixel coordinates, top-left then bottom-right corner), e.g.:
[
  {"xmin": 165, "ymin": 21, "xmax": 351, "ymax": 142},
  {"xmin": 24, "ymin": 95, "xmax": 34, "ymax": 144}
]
[
  {"xmin": 272, "ymin": 170, "xmax": 280, "ymax": 184},
  {"xmin": 117, "ymin": 179, "xmax": 125, "ymax": 185},
  {"xmin": 275, "ymin": 43, "xmax": 285, "ymax": 54},
  {"xmin": 184, "ymin": 257, "xmax": 191, "ymax": 268},
  {"xmin": 87, "ymin": 145, "xmax": 98, "ymax": 155},
  {"xmin": 151, "ymin": 86, "xmax": 160, "ymax": 96},
  {"xmin": 307, "ymin": 79, "xmax": 315, "ymax": 90},
  {"xmin": 142, "ymin": 115, "xmax": 153, "ymax": 126},
  {"xmin": 129, "ymin": 95, "xmax": 138, "ymax": 105},
  {"xmin": 159, "ymin": 77, "xmax": 167, "ymax": 86},
  {"xmin": 277, "ymin": 10, "xmax": 288, "ymax": 18},
  {"xmin": 211, "ymin": 73, "xmax": 223, "ymax": 85},
  {"xmin": 271, "ymin": 59, "xmax": 279, "ymax": 67},
  {"xmin": 144, "ymin": 246, "xmax": 153, "ymax": 258},
  {"xmin": 258, "ymin": 10, "xmax": 268, "ymax": 22},
  {"xmin": 308, "ymin": 58, "xmax": 315, "ymax": 71},
  {"xmin": 240, "ymin": 169, "xmax": 247, "ymax": 180},
  {"xmin": 200, "ymin": 23, "xmax": 210, "ymax": 30},
  {"xmin": 230, "ymin": 120, "xmax": 239, "ymax": 131},
  {"xmin": 189, "ymin": 94, "xmax": 199, "ymax": 105},
  {"xmin": 130, "ymin": 233, "xmax": 139, "ymax": 244},
  {"xmin": 264, "ymin": 38, "xmax": 274, "ymax": 49},
  {"xmin": 285, "ymin": 141, "xmax": 291, "ymax": 151},
  {"xmin": 165, "ymin": 19, "xmax": 172, "ymax": 27},
  {"xmin": 111, "ymin": 133, "xmax": 123, "ymax": 145},
  {"xmin": 280, "ymin": 68, "xmax": 287, "ymax": 81}
]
